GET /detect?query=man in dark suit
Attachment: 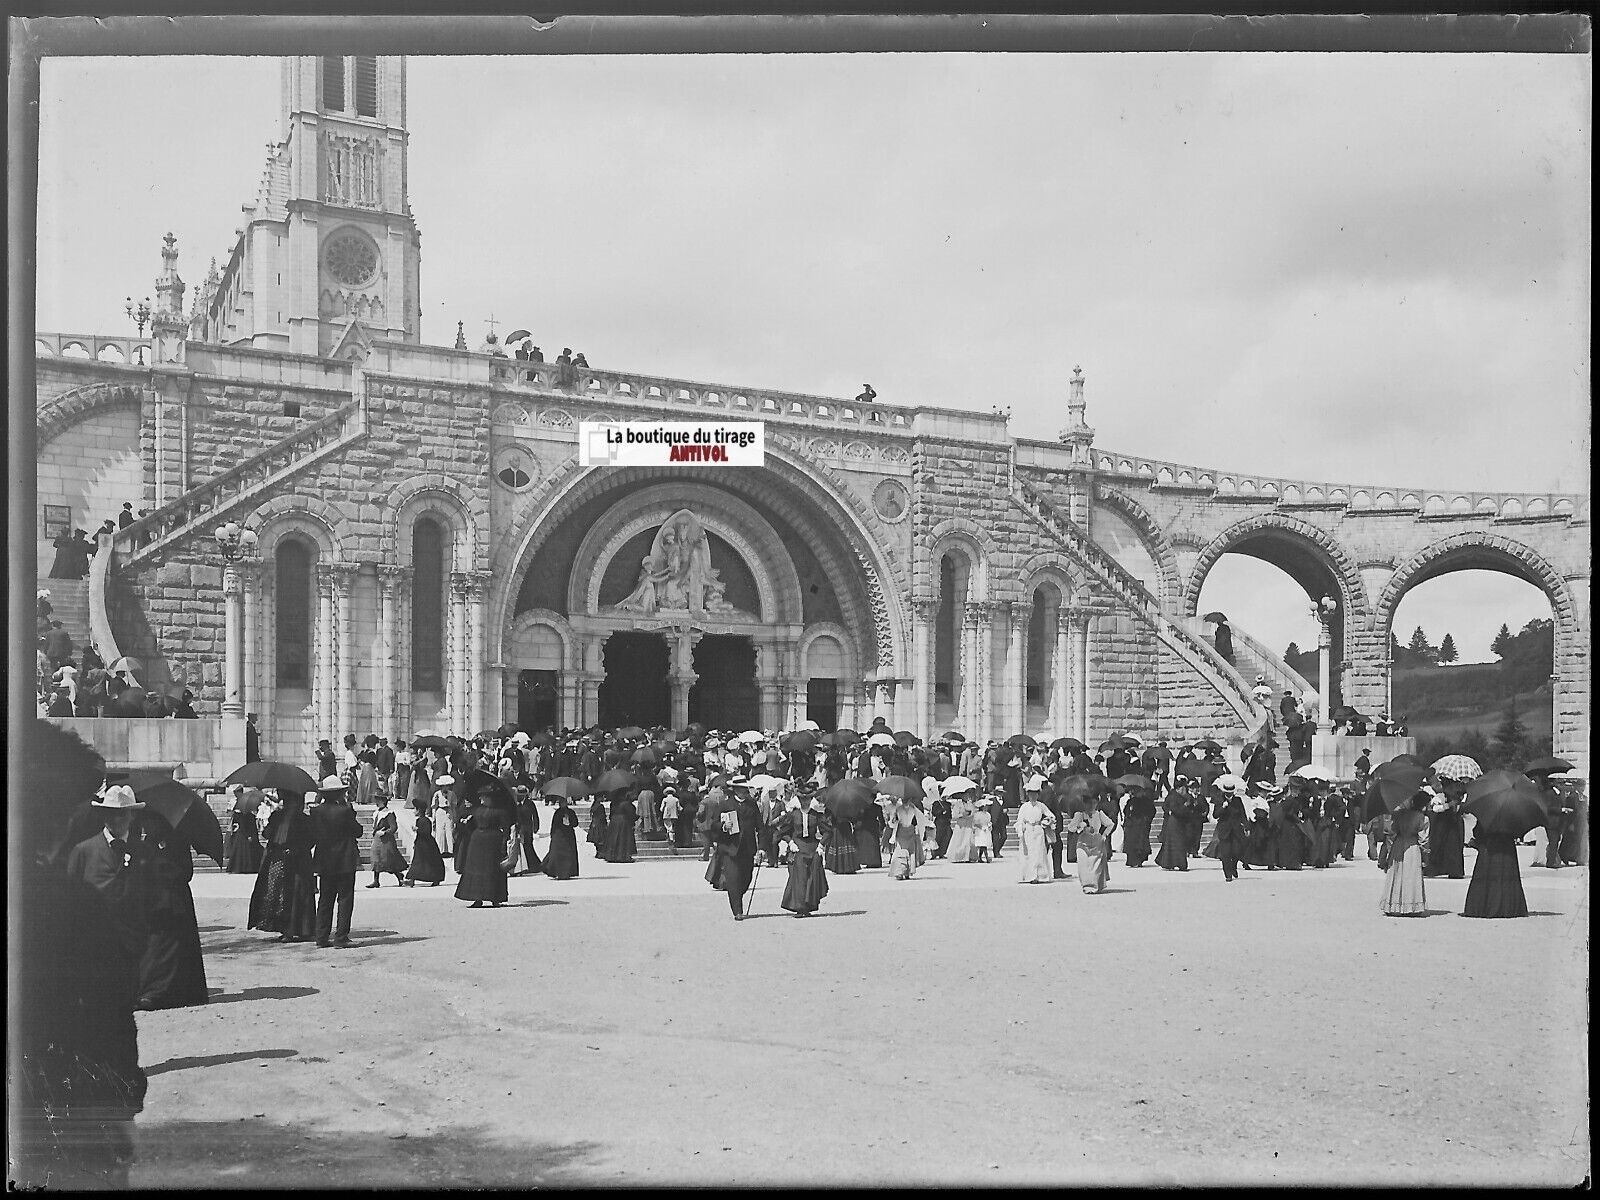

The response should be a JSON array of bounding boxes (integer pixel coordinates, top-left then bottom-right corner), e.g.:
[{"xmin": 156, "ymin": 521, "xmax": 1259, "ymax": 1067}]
[
  {"xmin": 308, "ymin": 775, "xmax": 362, "ymax": 948},
  {"xmin": 64, "ymin": 785, "xmax": 150, "ymax": 969},
  {"xmin": 986, "ymin": 792, "xmax": 1009, "ymax": 860},
  {"xmin": 715, "ymin": 780, "xmax": 761, "ymax": 920}
]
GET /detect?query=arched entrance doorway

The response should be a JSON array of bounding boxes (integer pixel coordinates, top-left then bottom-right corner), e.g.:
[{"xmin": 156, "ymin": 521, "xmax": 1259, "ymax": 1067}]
[
  {"xmin": 598, "ymin": 632, "xmax": 670, "ymax": 728},
  {"xmin": 689, "ymin": 635, "xmax": 759, "ymax": 731}
]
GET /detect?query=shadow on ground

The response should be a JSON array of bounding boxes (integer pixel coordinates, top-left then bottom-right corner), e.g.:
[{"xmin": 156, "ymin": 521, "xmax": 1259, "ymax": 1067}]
[
  {"xmin": 145, "ymin": 1048, "xmax": 300, "ymax": 1076},
  {"xmin": 205, "ymin": 986, "xmax": 320, "ymax": 1005},
  {"xmin": 131, "ymin": 1120, "xmax": 603, "ymax": 1188},
  {"xmin": 202, "ymin": 929, "xmax": 428, "ymax": 954}
]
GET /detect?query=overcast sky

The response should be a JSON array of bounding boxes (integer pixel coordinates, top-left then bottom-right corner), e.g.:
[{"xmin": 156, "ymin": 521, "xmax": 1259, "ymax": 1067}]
[{"xmin": 35, "ymin": 50, "xmax": 1587, "ymax": 664}]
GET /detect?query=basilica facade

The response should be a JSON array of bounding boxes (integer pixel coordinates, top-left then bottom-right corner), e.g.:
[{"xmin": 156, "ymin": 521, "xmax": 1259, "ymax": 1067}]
[{"xmin": 35, "ymin": 55, "xmax": 1590, "ymax": 771}]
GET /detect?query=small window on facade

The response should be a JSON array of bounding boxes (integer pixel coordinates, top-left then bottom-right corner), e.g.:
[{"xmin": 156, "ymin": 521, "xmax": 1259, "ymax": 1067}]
[
  {"xmin": 283, "ymin": 401, "xmax": 301, "ymax": 418},
  {"xmin": 412, "ymin": 517, "xmax": 447, "ymax": 693},
  {"xmin": 354, "ymin": 57, "xmax": 378, "ymax": 117},
  {"xmin": 322, "ymin": 56, "xmax": 346, "ymax": 111}
]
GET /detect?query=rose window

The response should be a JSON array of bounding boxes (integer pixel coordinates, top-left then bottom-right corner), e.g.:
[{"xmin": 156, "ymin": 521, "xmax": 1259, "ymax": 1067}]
[{"xmin": 324, "ymin": 230, "xmax": 379, "ymax": 287}]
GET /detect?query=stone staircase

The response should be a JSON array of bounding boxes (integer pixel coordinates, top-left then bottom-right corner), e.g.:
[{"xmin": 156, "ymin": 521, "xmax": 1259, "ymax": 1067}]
[
  {"xmin": 39, "ymin": 576, "xmax": 92, "ymax": 654},
  {"xmin": 1010, "ymin": 480, "xmax": 1266, "ymax": 731},
  {"xmin": 114, "ymin": 395, "xmax": 368, "ymax": 569},
  {"xmin": 1183, "ymin": 617, "xmax": 1315, "ymax": 725}
]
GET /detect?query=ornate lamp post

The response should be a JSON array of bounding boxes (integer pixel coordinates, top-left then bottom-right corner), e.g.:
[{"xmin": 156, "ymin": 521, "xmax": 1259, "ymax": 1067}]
[
  {"xmin": 1312, "ymin": 594, "xmax": 1338, "ymax": 722},
  {"xmin": 125, "ymin": 295, "xmax": 153, "ymax": 336},
  {"xmin": 215, "ymin": 521, "xmax": 259, "ymax": 718}
]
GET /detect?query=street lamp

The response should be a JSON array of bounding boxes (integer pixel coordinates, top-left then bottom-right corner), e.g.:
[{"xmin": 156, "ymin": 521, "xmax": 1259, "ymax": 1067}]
[
  {"xmin": 1312, "ymin": 594, "xmax": 1339, "ymax": 722},
  {"xmin": 125, "ymin": 296, "xmax": 153, "ymax": 336},
  {"xmin": 215, "ymin": 522, "xmax": 259, "ymax": 716}
]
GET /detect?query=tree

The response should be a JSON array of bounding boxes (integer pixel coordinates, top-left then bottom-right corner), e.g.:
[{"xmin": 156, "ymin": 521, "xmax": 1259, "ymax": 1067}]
[
  {"xmin": 1284, "ymin": 641, "xmax": 1302, "ymax": 660},
  {"xmin": 1406, "ymin": 625, "xmax": 1437, "ymax": 665},
  {"xmin": 1438, "ymin": 633, "xmax": 1458, "ymax": 663},
  {"xmin": 1491, "ymin": 622, "xmax": 1514, "ymax": 659},
  {"xmin": 1491, "ymin": 700, "xmax": 1529, "ymax": 770}
]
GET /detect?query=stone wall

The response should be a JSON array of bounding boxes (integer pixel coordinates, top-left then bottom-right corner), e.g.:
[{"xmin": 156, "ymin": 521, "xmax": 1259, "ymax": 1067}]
[
  {"xmin": 1087, "ymin": 611, "xmax": 1160, "ymax": 737},
  {"xmin": 1156, "ymin": 640, "xmax": 1244, "ymax": 742},
  {"xmin": 36, "ymin": 406, "xmax": 142, "ymax": 577}
]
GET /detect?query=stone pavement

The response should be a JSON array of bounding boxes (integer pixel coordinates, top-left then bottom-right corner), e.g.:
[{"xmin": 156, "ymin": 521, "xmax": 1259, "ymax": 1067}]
[{"xmin": 134, "ymin": 844, "xmax": 1588, "ymax": 1188}]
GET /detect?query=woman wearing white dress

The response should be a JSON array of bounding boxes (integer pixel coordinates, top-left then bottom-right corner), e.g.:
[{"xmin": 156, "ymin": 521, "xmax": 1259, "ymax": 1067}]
[
  {"xmin": 945, "ymin": 791, "xmax": 977, "ymax": 863},
  {"xmin": 431, "ymin": 775, "xmax": 457, "ymax": 858},
  {"xmin": 1016, "ymin": 791, "xmax": 1055, "ymax": 883},
  {"xmin": 1069, "ymin": 805, "xmax": 1114, "ymax": 893},
  {"xmin": 887, "ymin": 800, "xmax": 926, "ymax": 880}
]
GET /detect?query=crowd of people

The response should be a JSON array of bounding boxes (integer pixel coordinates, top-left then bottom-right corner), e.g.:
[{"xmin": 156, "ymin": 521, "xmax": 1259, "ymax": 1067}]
[{"xmin": 34, "ymin": 589, "xmax": 201, "ymax": 719}]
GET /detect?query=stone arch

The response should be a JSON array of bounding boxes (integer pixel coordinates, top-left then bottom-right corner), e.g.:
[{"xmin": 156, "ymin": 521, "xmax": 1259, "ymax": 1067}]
[
  {"xmin": 508, "ymin": 608, "xmax": 576, "ymax": 671},
  {"xmin": 1015, "ymin": 552, "xmax": 1084, "ymax": 607},
  {"xmin": 799, "ymin": 621, "xmax": 861, "ymax": 682},
  {"xmin": 252, "ymin": 497, "xmax": 343, "ymax": 560},
  {"xmin": 570, "ymin": 484, "xmax": 803, "ymax": 625},
  {"xmin": 1183, "ymin": 513, "xmax": 1370, "ymax": 624},
  {"xmin": 487, "ymin": 449, "xmax": 906, "ymax": 676},
  {"xmin": 36, "ymin": 381, "xmax": 145, "ymax": 449},
  {"xmin": 1095, "ymin": 487, "xmax": 1183, "ymax": 610},
  {"xmin": 1375, "ymin": 532, "xmax": 1577, "ymax": 640},
  {"xmin": 386, "ymin": 475, "xmax": 485, "ymax": 571},
  {"xmin": 927, "ymin": 519, "xmax": 993, "ymax": 602}
]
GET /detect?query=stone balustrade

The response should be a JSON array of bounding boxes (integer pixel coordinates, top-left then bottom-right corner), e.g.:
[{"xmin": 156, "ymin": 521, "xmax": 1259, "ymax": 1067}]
[
  {"xmin": 35, "ymin": 331, "xmax": 154, "ymax": 366},
  {"xmin": 1079, "ymin": 444, "xmax": 1587, "ymax": 524}
]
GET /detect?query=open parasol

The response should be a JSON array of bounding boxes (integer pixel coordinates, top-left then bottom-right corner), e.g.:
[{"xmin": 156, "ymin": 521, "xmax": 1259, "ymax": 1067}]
[
  {"xmin": 1211, "ymin": 773, "xmax": 1245, "ymax": 792},
  {"xmin": 594, "ymin": 768, "xmax": 638, "ymax": 794},
  {"xmin": 941, "ymin": 730, "xmax": 967, "ymax": 744},
  {"xmin": 1050, "ymin": 737, "xmax": 1087, "ymax": 753},
  {"xmin": 1291, "ymin": 763, "xmax": 1333, "ymax": 782},
  {"xmin": 746, "ymin": 773, "xmax": 784, "ymax": 791},
  {"xmin": 820, "ymin": 730, "xmax": 858, "ymax": 748},
  {"xmin": 124, "ymin": 771, "xmax": 225, "ymax": 864},
  {"xmin": 798, "ymin": 719, "xmax": 821, "ymax": 732},
  {"xmin": 221, "ymin": 760, "xmax": 319, "ymax": 795},
  {"xmin": 1058, "ymin": 774, "xmax": 1111, "ymax": 811},
  {"xmin": 1006, "ymin": 733, "xmax": 1039, "ymax": 750},
  {"xmin": 867, "ymin": 732, "xmax": 896, "ymax": 748},
  {"xmin": 739, "ymin": 730, "xmax": 766, "ymax": 745},
  {"xmin": 1106, "ymin": 731, "xmax": 1144, "ymax": 747},
  {"xmin": 542, "ymin": 776, "xmax": 590, "ymax": 800},
  {"xmin": 941, "ymin": 775, "xmax": 979, "ymax": 796},
  {"xmin": 410, "ymin": 734, "xmax": 454, "ymax": 751},
  {"xmin": 1098, "ymin": 737, "xmax": 1131, "ymax": 753},
  {"xmin": 1111, "ymin": 773, "xmax": 1155, "ymax": 793},
  {"xmin": 894, "ymin": 731, "xmax": 922, "ymax": 747},
  {"xmin": 1523, "ymin": 757, "xmax": 1574, "ymax": 777},
  {"xmin": 820, "ymin": 779, "xmax": 876, "ymax": 820},
  {"xmin": 108, "ymin": 655, "xmax": 144, "ymax": 675},
  {"xmin": 1463, "ymin": 770, "xmax": 1548, "ymax": 839},
  {"xmin": 780, "ymin": 729, "xmax": 819, "ymax": 753},
  {"xmin": 1202, "ymin": 611, "xmax": 1228, "ymax": 624},
  {"xmin": 505, "ymin": 329, "xmax": 532, "ymax": 344},
  {"xmin": 1191, "ymin": 739, "xmax": 1224, "ymax": 753},
  {"xmin": 875, "ymin": 775, "xmax": 925, "ymax": 803},
  {"xmin": 1430, "ymin": 754, "xmax": 1484, "ymax": 783},
  {"xmin": 629, "ymin": 746, "xmax": 658, "ymax": 766}
]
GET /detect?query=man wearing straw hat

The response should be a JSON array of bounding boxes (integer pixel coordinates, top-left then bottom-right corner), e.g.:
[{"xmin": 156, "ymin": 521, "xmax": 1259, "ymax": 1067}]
[
  {"xmin": 64, "ymin": 784, "xmax": 150, "ymax": 958},
  {"xmin": 308, "ymin": 774, "xmax": 363, "ymax": 949}
]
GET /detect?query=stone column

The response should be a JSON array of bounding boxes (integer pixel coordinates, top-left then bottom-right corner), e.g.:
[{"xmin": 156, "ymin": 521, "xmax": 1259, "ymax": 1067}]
[
  {"xmin": 881, "ymin": 679, "xmax": 899, "ymax": 732},
  {"xmin": 1005, "ymin": 603, "xmax": 1027, "ymax": 736},
  {"xmin": 1052, "ymin": 609, "xmax": 1073, "ymax": 736},
  {"xmin": 910, "ymin": 599, "xmax": 937, "ymax": 739},
  {"xmin": 1071, "ymin": 607, "xmax": 1096, "ymax": 743},
  {"xmin": 222, "ymin": 562, "xmax": 245, "ymax": 717},
  {"xmin": 668, "ymin": 628, "xmax": 701, "ymax": 731},
  {"xmin": 315, "ymin": 565, "xmax": 337, "ymax": 739},
  {"xmin": 376, "ymin": 565, "xmax": 407, "ymax": 739},
  {"xmin": 466, "ymin": 570, "xmax": 493, "ymax": 735},
  {"xmin": 967, "ymin": 601, "xmax": 994, "ymax": 743},
  {"xmin": 240, "ymin": 559, "xmax": 262, "ymax": 727},
  {"xmin": 448, "ymin": 571, "xmax": 472, "ymax": 733},
  {"xmin": 330, "ymin": 563, "xmax": 360, "ymax": 739}
]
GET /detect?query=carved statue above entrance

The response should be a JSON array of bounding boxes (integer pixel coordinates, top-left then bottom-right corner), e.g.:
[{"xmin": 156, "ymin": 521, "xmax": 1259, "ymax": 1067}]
[{"xmin": 611, "ymin": 508, "xmax": 754, "ymax": 621}]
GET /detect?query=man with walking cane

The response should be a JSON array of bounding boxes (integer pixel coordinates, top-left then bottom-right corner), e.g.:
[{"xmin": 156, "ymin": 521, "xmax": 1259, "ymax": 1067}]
[{"xmin": 715, "ymin": 778, "xmax": 762, "ymax": 921}]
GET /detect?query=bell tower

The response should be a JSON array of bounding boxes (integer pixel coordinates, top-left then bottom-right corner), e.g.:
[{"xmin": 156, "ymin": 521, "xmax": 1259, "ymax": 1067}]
[{"xmin": 202, "ymin": 55, "xmax": 422, "ymax": 357}]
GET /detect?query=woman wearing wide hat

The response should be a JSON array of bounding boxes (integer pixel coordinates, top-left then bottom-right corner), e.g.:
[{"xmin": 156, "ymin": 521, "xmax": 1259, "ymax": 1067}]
[
  {"xmin": 366, "ymin": 793, "xmax": 411, "ymax": 888},
  {"xmin": 131, "ymin": 799, "xmax": 209, "ymax": 1010},
  {"xmin": 248, "ymin": 790, "xmax": 317, "ymax": 943},
  {"xmin": 774, "ymin": 784, "xmax": 831, "ymax": 916},
  {"xmin": 542, "ymin": 795, "xmax": 582, "ymax": 880},
  {"xmin": 454, "ymin": 781, "xmax": 511, "ymax": 907},
  {"xmin": 406, "ymin": 806, "xmax": 447, "ymax": 886}
]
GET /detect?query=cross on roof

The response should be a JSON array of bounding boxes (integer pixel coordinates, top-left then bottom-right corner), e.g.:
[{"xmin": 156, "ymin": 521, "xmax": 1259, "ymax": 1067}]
[{"xmin": 484, "ymin": 313, "xmax": 499, "ymax": 338}]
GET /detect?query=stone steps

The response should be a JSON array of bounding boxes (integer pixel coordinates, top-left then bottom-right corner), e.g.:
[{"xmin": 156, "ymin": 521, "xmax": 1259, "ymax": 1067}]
[{"xmin": 39, "ymin": 577, "xmax": 91, "ymax": 657}]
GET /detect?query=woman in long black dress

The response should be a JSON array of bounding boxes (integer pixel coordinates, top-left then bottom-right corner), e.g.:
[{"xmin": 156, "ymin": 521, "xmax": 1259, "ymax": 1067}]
[
  {"xmin": 586, "ymin": 796, "xmax": 609, "ymax": 859},
  {"xmin": 1425, "ymin": 795, "xmax": 1466, "ymax": 879},
  {"xmin": 1154, "ymin": 791, "xmax": 1189, "ymax": 871},
  {"xmin": 248, "ymin": 792, "xmax": 317, "ymax": 942},
  {"xmin": 602, "ymin": 790, "xmax": 638, "ymax": 863},
  {"xmin": 1461, "ymin": 830, "xmax": 1528, "ymax": 918},
  {"xmin": 454, "ymin": 803, "xmax": 510, "ymax": 907},
  {"xmin": 854, "ymin": 804, "xmax": 883, "ymax": 870},
  {"xmin": 134, "ymin": 816, "xmax": 208, "ymax": 1010},
  {"xmin": 1205, "ymin": 790, "xmax": 1251, "ymax": 882},
  {"xmin": 406, "ymin": 811, "xmax": 446, "ymax": 885},
  {"xmin": 225, "ymin": 792, "xmax": 263, "ymax": 874},
  {"xmin": 366, "ymin": 795, "xmax": 410, "ymax": 888},
  {"xmin": 543, "ymin": 798, "xmax": 581, "ymax": 879},
  {"xmin": 1121, "ymin": 785, "xmax": 1156, "ymax": 867},
  {"xmin": 775, "ymin": 790, "xmax": 831, "ymax": 916}
]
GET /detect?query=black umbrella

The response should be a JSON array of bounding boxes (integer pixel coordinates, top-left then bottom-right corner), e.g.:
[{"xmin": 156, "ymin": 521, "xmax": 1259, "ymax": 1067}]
[
  {"xmin": 941, "ymin": 731, "xmax": 967, "ymax": 744},
  {"xmin": 630, "ymin": 747, "xmax": 658, "ymax": 766},
  {"xmin": 1202, "ymin": 611, "xmax": 1228, "ymax": 624},
  {"xmin": 820, "ymin": 779, "xmax": 876, "ymax": 820},
  {"xmin": 1049, "ymin": 737, "xmax": 1087, "ymax": 753},
  {"xmin": 615, "ymin": 726, "xmax": 648, "ymax": 743},
  {"xmin": 875, "ymin": 775, "xmax": 925, "ymax": 803},
  {"xmin": 410, "ymin": 734, "xmax": 454, "ymax": 750},
  {"xmin": 459, "ymin": 769, "xmax": 515, "ymax": 811},
  {"xmin": 894, "ymin": 731, "xmax": 923, "ymax": 747},
  {"xmin": 1524, "ymin": 757, "xmax": 1574, "ymax": 777},
  {"xmin": 1058, "ymin": 774, "xmax": 1111, "ymax": 812},
  {"xmin": 1191, "ymin": 739, "xmax": 1224, "ymax": 753},
  {"xmin": 1175, "ymin": 759, "xmax": 1224, "ymax": 786},
  {"xmin": 780, "ymin": 729, "xmax": 819, "ymax": 753},
  {"xmin": 1006, "ymin": 734, "xmax": 1038, "ymax": 750},
  {"xmin": 1112, "ymin": 774, "xmax": 1155, "ymax": 794},
  {"xmin": 1464, "ymin": 770, "xmax": 1547, "ymax": 839},
  {"xmin": 506, "ymin": 329, "xmax": 532, "ymax": 344},
  {"xmin": 1370, "ymin": 761, "xmax": 1431, "ymax": 813},
  {"xmin": 542, "ymin": 776, "xmax": 590, "ymax": 800},
  {"xmin": 594, "ymin": 768, "xmax": 638, "ymax": 794},
  {"xmin": 124, "ymin": 771, "xmax": 225, "ymax": 865},
  {"xmin": 221, "ymin": 760, "xmax": 320, "ymax": 794},
  {"xmin": 820, "ymin": 731, "xmax": 857, "ymax": 748}
]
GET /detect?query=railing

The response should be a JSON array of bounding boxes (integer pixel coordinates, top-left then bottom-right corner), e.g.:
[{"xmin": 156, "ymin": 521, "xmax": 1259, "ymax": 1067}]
[
  {"xmin": 1012, "ymin": 479, "xmax": 1263, "ymax": 727},
  {"xmin": 487, "ymin": 357, "xmax": 923, "ymax": 435},
  {"xmin": 114, "ymin": 397, "xmax": 366, "ymax": 567},
  {"xmin": 1088, "ymin": 446, "xmax": 1586, "ymax": 523},
  {"xmin": 1183, "ymin": 617, "xmax": 1314, "ymax": 717},
  {"xmin": 35, "ymin": 332, "xmax": 154, "ymax": 367},
  {"xmin": 88, "ymin": 530, "xmax": 136, "ymax": 688}
]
